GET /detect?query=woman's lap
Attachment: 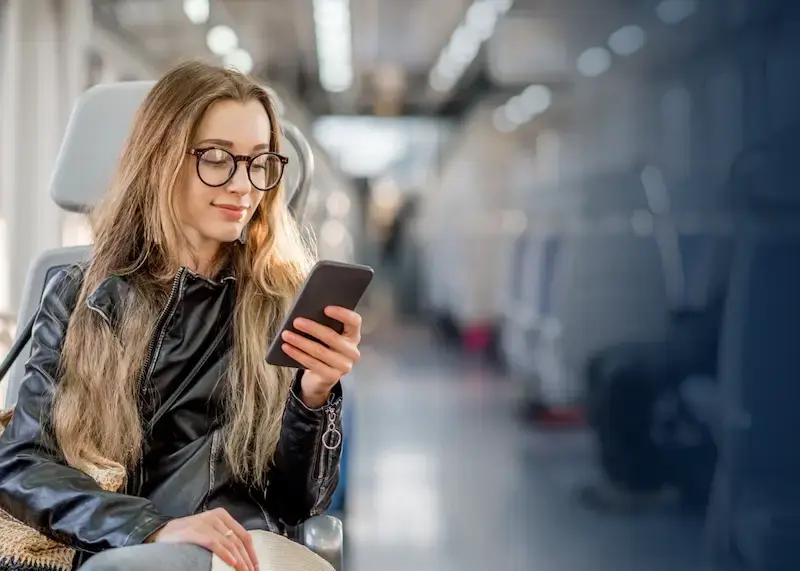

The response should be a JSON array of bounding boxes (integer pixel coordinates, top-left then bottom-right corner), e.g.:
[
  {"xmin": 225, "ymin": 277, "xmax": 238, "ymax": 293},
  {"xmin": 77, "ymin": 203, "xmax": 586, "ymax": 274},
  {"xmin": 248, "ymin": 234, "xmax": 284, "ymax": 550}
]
[{"xmin": 79, "ymin": 543, "xmax": 211, "ymax": 571}]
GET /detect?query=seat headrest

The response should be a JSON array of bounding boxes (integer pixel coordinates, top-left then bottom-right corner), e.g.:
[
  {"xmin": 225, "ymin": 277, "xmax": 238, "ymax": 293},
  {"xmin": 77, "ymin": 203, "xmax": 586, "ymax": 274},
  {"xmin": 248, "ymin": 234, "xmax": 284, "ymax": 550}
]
[
  {"xmin": 50, "ymin": 81, "xmax": 156, "ymax": 212},
  {"xmin": 50, "ymin": 81, "xmax": 290, "ymax": 213},
  {"xmin": 728, "ymin": 129, "xmax": 800, "ymax": 211}
]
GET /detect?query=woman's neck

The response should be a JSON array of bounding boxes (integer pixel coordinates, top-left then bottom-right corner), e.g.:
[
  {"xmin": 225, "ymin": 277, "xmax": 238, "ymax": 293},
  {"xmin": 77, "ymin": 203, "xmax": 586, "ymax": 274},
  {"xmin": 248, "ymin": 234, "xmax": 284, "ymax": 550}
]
[{"xmin": 182, "ymin": 243, "xmax": 223, "ymax": 278}]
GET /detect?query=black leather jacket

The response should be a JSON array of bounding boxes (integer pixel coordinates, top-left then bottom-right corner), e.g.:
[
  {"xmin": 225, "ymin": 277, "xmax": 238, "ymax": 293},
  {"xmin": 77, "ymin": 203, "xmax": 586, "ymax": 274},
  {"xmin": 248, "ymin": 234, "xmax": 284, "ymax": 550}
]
[{"xmin": 0, "ymin": 265, "xmax": 343, "ymax": 566}]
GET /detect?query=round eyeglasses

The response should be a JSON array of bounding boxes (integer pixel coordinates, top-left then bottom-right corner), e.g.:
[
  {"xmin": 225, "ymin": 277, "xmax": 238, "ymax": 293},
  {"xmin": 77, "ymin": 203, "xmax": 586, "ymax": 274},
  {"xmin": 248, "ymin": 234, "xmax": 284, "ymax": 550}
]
[{"xmin": 188, "ymin": 147, "xmax": 289, "ymax": 192}]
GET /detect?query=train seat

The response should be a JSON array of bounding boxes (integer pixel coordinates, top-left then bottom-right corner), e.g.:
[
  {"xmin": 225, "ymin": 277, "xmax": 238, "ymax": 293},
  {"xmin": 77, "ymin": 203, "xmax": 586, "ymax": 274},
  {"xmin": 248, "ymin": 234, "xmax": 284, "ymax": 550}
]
[
  {"xmin": 499, "ymin": 185, "xmax": 579, "ymax": 400},
  {"xmin": 530, "ymin": 168, "xmax": 670, "ymax": 411},
  {"xmin": 707, "ymin": 129, "xmax": 800, "ymax": 571},
  {"xmin": 1, "ymin": 81, "xmax": 344, "ymax": 570}
]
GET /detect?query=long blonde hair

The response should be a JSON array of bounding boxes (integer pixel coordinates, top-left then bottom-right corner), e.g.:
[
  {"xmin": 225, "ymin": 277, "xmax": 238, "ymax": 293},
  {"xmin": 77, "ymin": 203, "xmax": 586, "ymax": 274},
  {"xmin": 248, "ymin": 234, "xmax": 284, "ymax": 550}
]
[{"xmin": 53, "ymin": 61, "xmax": 316, "ymax": 485}]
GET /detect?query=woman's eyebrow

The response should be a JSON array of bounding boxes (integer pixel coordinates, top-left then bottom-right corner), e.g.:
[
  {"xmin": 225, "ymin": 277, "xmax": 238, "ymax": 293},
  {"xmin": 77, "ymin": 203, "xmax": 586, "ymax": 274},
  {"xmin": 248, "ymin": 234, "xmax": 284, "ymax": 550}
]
[
  {"xmin": 195, "ymin": 138, "xmax": 270, "ymax": 151},
  {"xmin": 196, "ymin": 138, "xmax": 233, "ymax": 147}
]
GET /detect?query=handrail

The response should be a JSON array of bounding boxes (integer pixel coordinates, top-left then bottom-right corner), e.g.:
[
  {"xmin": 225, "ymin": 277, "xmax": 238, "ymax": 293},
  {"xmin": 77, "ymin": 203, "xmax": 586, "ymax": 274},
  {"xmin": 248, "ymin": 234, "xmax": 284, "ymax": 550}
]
[{"xmin": 283, "ymin": 120, "xmax": 315, "ymax": 223}]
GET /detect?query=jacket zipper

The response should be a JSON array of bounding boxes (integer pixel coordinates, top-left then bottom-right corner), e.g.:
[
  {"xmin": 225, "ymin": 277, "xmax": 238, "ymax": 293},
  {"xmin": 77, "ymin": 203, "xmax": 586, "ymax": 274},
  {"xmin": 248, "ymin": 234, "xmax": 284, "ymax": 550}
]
[
  {"xmin": 265, "ymin": 394, "xmax": 343, "ymax": 517},
  {"xmin": 315, "ymin": 394, "xmax": 343, "ymax": 481},
  {"xmin": 138, "ymin": 269, "xmax": 187, "ymax": 394},
  {"xmin": 130, "ymin": 269, "xmax": 187, "ymax": 496},
  {"xmin": 306, "ymin": 395, "xmax": 342, "ymax": 516}
]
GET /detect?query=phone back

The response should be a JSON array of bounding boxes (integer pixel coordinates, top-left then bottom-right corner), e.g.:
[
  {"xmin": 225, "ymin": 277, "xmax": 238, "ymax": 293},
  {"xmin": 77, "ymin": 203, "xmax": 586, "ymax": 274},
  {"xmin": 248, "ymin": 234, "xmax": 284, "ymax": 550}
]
[{"xmin": 267, "ymin": 260, "xmax": 374, "ymax": 368}]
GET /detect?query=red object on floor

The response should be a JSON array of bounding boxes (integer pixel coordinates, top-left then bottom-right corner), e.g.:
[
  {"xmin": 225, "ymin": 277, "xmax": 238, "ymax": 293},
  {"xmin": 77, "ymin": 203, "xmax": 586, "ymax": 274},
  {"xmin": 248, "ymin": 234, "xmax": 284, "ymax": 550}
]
[
  {"xmin": 462, "ymin": 325, "xmax": 492, "ymax": 352},
  {"xmin": 531, "ymin": 406, "xmax": 586, "ymax": 427}
]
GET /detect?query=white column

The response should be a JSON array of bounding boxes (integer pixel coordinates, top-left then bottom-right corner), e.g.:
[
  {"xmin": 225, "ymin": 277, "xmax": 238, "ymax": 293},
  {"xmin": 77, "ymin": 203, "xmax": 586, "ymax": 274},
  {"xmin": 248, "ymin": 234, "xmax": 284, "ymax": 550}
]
[
  {"xmin": 0, "ymin": 0, "xmax": 64, "ymax": 313},
  {"xmin": 62, "ymin": 0, "xmax": 92, "ymax": 111},
  {"xmin": 59, "ymin": 0, "xmax": 93, "ymax": 247},
  {"xmin": 98, "ymin": 57, "xmax": 121, "ymax": 85}
]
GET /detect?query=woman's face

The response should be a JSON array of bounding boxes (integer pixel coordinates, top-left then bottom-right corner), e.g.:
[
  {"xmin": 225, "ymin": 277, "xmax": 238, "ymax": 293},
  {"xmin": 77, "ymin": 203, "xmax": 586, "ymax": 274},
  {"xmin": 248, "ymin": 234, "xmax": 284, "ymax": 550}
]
[{"xmin": 177, "ymin": 98, "xmax": 272, "ymax": 255}]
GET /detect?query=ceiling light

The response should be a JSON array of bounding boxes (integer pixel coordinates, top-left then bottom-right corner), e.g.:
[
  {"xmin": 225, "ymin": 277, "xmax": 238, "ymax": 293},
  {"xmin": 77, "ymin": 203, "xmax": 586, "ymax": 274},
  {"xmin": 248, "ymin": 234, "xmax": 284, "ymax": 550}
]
[
  {"xmin": 577, "ymin": 47, "xmax": 612, "ymax": 77},
  {"xmin": 520, "ymin": 84, "xmax": 551, "ymax": 114},
  {"xmin": 313, "ymin": 0, "xmax": 354, "ymax": 93},
  {"xmin": 493, "ymin": 107, "xmax": 516, "ymax": 132},
  {"xmin": 608, "ymin": 25, "xmax": 646, "ymax": 56},
  {"xmin": 466, "ymin": 2, "xmax": 498, "ymax": 38},
  {"xmin": 489, "ymin": 0, "xmax": 514, "ymax": 15},
  {"xmin": 429, "ymin": 70, "xmax": 449, "ymax": 92},
  {"xmin": 207, "ymin": 25, "xmax": 238, "ymax": 56},
  {"xmin": 183, "ymin": 0, "xmax": 209, "ymax": 24},
  {"xmin": 428, "ymin": 0, "xmax": 510, "ymax": 92},
  {"xmin": 224, "ymin": 48, "xmax": 253, "ymax": 74},
  {"xmin": 656, "ymin": 0, "xmax": 697, "ymax": 24},
  {"xmin": 504, "ymin": 97, "xmax": 529, "ymax": 124}
]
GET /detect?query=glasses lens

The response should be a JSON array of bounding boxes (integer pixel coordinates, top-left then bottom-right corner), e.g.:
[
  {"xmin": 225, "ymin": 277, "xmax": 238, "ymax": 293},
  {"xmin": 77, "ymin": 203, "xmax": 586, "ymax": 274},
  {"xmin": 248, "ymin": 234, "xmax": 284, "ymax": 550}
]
[
  {"xmin": 249, "ymin": 153, "xmax": 283, "ymax": 190},
  {"xmin": 197, "ymin": 149, "xmax": 234, "ymax": 186}
]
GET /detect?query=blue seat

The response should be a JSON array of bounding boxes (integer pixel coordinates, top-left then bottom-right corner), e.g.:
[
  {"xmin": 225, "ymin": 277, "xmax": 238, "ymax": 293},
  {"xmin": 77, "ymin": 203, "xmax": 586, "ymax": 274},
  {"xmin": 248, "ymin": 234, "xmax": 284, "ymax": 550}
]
[
  {"xmin": 580, "ymin": 170, "xmax": 734, "ymax": 501},
  {"xmin": 706, "ymin": 128, "xmax": 800, "ymax": 571},
  {"xmin": 528, "ymin": 168, "xmax": 670, "ymax": 410},
  {"xmin": 498, "ymin": 184, "xmax": 577, "ymax": 397}
]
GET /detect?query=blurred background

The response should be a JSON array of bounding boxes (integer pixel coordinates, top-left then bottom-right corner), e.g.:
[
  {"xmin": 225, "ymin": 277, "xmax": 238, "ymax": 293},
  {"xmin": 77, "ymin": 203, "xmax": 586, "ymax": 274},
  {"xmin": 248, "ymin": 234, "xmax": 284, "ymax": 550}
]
[{"xmin": 1, "ymin": 0, "xmax": 799, "ymax": 570}]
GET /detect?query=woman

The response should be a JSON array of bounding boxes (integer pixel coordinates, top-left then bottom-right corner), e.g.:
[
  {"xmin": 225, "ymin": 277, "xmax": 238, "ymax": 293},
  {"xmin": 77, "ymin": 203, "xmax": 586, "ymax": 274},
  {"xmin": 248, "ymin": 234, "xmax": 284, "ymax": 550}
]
[{"xmin": 0, "ymin": 61, "xmax": 361, "ymax": 571}]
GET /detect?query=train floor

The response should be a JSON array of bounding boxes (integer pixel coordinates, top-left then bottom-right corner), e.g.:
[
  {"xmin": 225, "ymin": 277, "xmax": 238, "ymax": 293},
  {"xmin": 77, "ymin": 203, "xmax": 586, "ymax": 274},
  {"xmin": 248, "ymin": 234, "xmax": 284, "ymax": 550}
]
[{"xmin": 344, "ymin": 323, "xmax": 712, "ymax": 571}]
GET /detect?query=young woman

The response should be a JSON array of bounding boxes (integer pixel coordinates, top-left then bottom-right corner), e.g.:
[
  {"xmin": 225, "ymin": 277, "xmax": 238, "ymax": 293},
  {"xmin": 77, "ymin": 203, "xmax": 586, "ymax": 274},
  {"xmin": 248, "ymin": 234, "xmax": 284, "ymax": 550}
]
[{"xmin": 0, "ymin": 61, "xmax": 361, "ymax": 571}]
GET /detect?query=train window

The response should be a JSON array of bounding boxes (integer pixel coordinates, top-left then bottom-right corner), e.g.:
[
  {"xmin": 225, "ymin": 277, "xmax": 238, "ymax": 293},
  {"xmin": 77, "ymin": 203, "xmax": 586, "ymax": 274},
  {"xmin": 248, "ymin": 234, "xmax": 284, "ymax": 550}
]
[
  {"xmin": 708, "ymin": 69, "xmax": 744, "ymax": 185},
  {"xmin": 660, "ymin": 86, "xmax": 693, "ymax": 179}
]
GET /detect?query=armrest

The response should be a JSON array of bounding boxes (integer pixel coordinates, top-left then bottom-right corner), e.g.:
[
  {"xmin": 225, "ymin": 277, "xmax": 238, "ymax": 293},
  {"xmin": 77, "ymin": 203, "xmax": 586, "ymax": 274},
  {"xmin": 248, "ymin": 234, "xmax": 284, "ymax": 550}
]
[{"xmin": 300, "ymin": 515, "xmax": 343, "ymax": 571}]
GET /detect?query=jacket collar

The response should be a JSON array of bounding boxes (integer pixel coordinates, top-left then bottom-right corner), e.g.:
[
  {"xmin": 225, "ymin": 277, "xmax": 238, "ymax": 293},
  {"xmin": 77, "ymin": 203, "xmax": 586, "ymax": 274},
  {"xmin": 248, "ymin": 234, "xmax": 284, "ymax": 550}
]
[{"xmin": 86, "ymin": 267, "xmax": 236, "ymax": 328}]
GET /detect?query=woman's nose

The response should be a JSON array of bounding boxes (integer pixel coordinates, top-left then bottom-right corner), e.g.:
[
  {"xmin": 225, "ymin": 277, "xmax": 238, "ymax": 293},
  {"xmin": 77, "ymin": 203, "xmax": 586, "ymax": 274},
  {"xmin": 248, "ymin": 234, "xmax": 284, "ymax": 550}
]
[{"xmin": 227, "ymin": 162, "xmax": 252, "ymax": 194}]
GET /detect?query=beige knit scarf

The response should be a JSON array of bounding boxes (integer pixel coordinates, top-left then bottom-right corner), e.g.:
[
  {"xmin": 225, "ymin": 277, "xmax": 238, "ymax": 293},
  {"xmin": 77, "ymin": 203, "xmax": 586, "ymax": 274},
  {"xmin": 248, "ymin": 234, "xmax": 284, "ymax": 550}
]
[{"xmin": 0, "ymin": 408, "xmax": 126, "ymax": 571}]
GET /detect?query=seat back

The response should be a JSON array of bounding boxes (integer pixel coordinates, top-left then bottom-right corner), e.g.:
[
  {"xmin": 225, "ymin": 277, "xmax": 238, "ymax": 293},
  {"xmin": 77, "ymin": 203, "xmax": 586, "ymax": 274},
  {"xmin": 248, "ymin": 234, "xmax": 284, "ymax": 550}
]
[
  {"xmin": 4, "ymin": 81, "xmax": 315, "ymax": 408},
  {"xmin": 536, "ymin": 235, "xmax": 562, "ymax": 318},
  {"xmin": 550, "ymin": 168, "xmax": 669, "ymax": 377},
  {"xmin": 498, "ymin": 184, "xmax": 578, "ymax": 371},
  {"xmin": 711, "ymin": 129, "xmax": 800, "ymax": 570}
]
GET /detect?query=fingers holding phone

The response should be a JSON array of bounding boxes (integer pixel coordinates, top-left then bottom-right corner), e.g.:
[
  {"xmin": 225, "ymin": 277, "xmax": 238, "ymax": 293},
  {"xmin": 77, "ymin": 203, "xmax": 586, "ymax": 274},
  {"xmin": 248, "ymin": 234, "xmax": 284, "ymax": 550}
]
[{"xmin": 281, "ymin": 306, "xmax": 362, "ymax": 407}]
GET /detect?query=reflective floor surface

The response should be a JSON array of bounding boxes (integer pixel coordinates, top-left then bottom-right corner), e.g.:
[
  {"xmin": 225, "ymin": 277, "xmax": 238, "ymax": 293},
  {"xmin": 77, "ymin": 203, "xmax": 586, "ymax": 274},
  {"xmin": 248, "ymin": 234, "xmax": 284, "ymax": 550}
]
[{"xmin": 344, "ymin": 323, "xmax": 712, "ymax": 571}]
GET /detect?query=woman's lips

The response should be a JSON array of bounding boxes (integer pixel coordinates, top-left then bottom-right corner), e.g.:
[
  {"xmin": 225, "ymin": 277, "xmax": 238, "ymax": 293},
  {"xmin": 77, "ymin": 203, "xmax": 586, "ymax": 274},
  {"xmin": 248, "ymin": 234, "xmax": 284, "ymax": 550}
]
[{"xmin": 214, "ymin": 204, "xmax": 248, "ymax": 221}]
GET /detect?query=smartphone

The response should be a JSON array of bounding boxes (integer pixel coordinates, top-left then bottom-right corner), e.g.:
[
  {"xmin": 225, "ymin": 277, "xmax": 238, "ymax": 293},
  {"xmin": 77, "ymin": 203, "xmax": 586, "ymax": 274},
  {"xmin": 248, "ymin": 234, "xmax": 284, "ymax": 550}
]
[{"xmin": 266, "ymin": 260, "xmax": 374, "ymax": 368}]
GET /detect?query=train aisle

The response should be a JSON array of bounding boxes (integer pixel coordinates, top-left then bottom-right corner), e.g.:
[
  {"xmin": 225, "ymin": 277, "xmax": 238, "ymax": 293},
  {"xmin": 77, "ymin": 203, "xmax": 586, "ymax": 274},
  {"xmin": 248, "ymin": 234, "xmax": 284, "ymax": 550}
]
[{"xmin": 344, "ymin": 324, "xmax": 711, "ymax": 571}]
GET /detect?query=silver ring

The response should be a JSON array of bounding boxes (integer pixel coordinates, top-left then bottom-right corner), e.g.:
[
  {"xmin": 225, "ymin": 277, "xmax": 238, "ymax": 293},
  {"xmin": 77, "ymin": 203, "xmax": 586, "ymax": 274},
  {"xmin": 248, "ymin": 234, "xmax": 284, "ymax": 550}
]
[{"xmin": 225, "ymin": 529, "xmax": 234, "ymax": 537}]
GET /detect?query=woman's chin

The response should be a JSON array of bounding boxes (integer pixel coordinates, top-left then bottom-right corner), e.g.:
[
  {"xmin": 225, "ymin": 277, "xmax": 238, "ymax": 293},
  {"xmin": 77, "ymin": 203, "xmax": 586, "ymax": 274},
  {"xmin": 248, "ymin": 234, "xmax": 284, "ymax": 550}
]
[{"xmin": 204, "ymin": 228, "xmax": 243, "ymax": 244}]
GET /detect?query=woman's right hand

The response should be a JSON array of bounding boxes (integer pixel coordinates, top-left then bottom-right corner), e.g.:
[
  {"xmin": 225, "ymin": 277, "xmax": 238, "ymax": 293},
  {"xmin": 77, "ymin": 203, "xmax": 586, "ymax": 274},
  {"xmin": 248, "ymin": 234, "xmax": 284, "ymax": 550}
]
[{"xmin": 146, "ymin": 508, "xmax": 259, "ymax": 571}]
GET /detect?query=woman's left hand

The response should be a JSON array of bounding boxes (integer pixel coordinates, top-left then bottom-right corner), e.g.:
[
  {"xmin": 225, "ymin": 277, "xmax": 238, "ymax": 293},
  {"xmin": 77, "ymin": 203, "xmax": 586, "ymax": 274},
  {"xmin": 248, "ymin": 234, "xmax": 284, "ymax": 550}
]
[{"xmin": 281, "ymin": 306, "xmax": 362, "ymax": 408}]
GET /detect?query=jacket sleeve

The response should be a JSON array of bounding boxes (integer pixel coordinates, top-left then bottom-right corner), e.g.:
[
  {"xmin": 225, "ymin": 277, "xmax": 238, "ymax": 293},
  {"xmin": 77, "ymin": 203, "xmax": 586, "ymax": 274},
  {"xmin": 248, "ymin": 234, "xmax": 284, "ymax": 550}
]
[
  {"xmin": 263, "ymin": 371, "xmax": 344, "ymax": 525},
  {"xmin": 0, "ymin": 267, "xmax": 172, "ymax": 553}
]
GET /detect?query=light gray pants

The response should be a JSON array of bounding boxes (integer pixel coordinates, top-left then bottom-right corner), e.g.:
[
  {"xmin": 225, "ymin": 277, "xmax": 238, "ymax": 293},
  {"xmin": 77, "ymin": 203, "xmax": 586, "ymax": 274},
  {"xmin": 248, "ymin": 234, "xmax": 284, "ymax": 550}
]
[{"xmin": 79, "ymin": 543, "xmax": 211, "ymax": 570}]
